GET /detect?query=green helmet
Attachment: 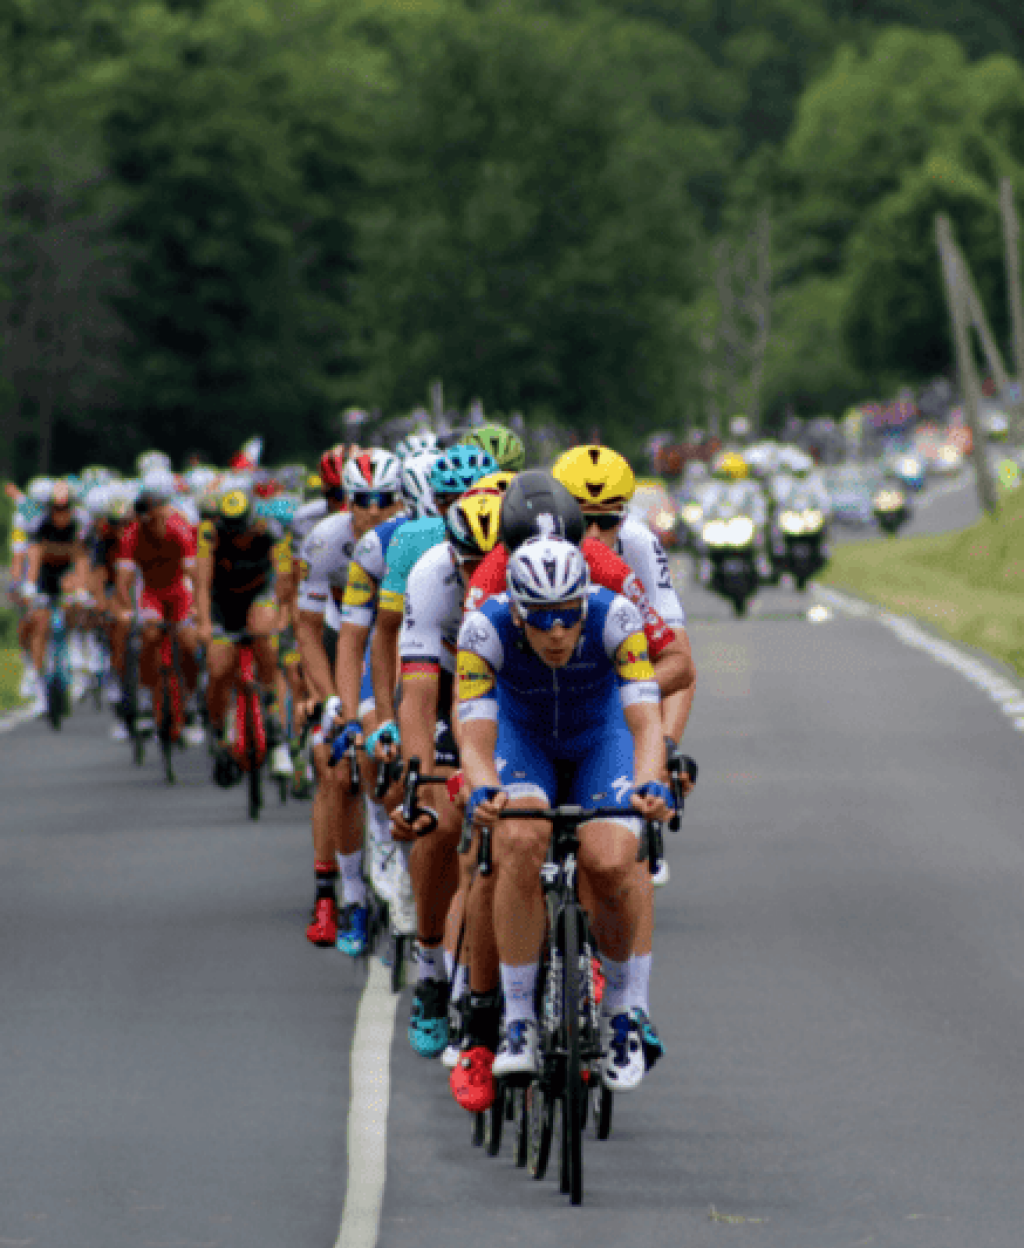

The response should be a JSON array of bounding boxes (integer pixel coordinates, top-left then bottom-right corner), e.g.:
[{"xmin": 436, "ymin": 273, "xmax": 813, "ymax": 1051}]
[{"xmin": 461, "ymin": 422, "xmax": 525, "ymax": 472}]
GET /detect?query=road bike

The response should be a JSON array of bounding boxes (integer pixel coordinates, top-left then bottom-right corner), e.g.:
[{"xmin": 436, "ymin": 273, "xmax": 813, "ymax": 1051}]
[
  {"xmin": 152, "ymin": 621, "xmax": 185, "ymax": 785},
  {"xmin": 221, "ymin": 630, "xmax": 287, "ymax": 821},
  {"xmin": 41, "ymin": 596, "xmax": 72, "ymax": 731}
]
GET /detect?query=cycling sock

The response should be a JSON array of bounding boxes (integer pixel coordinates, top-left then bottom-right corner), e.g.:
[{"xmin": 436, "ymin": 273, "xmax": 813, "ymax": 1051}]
[
  {"xmin": 600, "ymin": 956, "xmax": 630, "ymax": 1016},
  {"xmin": 416, "ymin": 941, "xmax": 443, "ymax": 983},
  {"xmin": 443, "ymin": 949, "xmax": 454, "ymax": 979},
  {"xmin": 451, "ymin": 962, "xmax": 469, "ymax": 1003},
  {"xmin": 367, "ymin": 799, "xmax": 393, "ymax": 849},
  {"xmin": 338, "ymin": 851, "xmax": 367, "ymax": 907},
  {"xmin": 628, "ymin": 953, "xmax": 652, "ymax": 1014},
  {"xmin": 500, "ymin": 963, "xmax": 539, "ymax": 1024},
  {"xmin": 314, "ymin": 861, "xmax": 338, "ymax": 901}
]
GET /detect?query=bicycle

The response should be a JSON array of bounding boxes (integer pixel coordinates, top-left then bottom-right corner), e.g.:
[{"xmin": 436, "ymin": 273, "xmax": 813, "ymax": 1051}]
[
  {"xmin": 41, "ymin": 596, "xmax": 72, "ymax": 731},
  {"xmin": 152, "ymin": 620, "xmax": 185, "ymax": 785},
  {"xmin": 220, "ymin": 629, "xmax": 287, "ymax": 821},
  {"xmin": 467, "ymin": 780, "xmax": 693, "ymax": 1207},
  {"xmin": 121, "ymin": 617, "xmax": 148, "ymax": 766}
]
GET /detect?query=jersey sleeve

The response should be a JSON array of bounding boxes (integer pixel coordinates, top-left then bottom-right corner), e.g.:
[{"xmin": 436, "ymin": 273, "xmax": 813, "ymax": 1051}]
[
  {"xmin": 115, "ymin": 522, "xmax": 139, "ymax": 568},
  {"xmin": 296, "ymin": 522, "xmax": 333, "ymax": 616},
  {"xmin": 339, "ymin": 544, "xmax": 379, "ymax": 629},
  {"xmin": 196, "ymin": 521, "xmax": 217, "ymax": 560},
  {"xmin": 379, "ymin": 526, "xmax": 415, "ymax": 614},
  {"xmin": 601, "ymin": 595, "xmax": 660, "ymax": 709},
  {"xmin": 583, "ymin": 537, "xmax": 676, "ymax": 658},
  {"xmin": 456, "ymin": 609, "xmax": 504, "ymax": 724}
]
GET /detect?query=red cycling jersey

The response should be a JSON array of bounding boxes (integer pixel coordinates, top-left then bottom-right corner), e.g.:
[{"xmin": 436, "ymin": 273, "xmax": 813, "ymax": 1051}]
[
  {"xmin": 466, "ymin": 537, "xmax": 676, "ymax": 658},
  {"xmin": 116, "ymin": 513, "xmax": 196, "ymax": 591}
]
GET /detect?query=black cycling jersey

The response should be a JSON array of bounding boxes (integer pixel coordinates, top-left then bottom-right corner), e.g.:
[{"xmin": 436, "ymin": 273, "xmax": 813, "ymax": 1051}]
[{"xmin": 198, "ymin": 518, "xmax": 280, "ymax": 596}]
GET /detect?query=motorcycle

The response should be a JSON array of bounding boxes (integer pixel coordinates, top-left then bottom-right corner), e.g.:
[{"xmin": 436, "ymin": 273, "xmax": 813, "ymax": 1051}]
[
  {"xmin": 872, "ymin": 485, "xmax": 910, "ymax": 536},
  {"xmin": 697, "ymin": 512, "xmax": 760, "ymax": 617},
  {"xmin": 772, "ymin": 503, "xmax": 828, "ymax": 590}
]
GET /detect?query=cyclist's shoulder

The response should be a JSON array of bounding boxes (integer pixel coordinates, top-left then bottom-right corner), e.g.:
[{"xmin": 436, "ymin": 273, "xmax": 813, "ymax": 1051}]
[
  {"xmin": 406, "ymin": 540, "xmax": 455, "ymax": 595},
  {"xmin": 586, "ymin": 587, "xmax": 644, "ymax": 646}
]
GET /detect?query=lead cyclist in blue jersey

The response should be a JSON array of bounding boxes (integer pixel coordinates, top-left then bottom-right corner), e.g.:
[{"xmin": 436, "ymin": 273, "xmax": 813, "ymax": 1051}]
[{"xmin": 457, "ymin": 536, "xmax": 671, "ymax": 1098}]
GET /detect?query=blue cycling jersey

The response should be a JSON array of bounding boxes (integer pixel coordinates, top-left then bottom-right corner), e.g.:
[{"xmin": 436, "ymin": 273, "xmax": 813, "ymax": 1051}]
[{"xmin": 456, "ymin": 586, "xmax": 658, "ymax": 756}]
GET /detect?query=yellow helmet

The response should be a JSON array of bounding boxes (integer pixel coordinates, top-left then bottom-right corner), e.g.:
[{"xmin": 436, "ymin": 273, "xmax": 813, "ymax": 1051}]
[
  {"xmin": 714, "ymin": 452, "xmax": 749, "ymax": 481},
  {"xmin": 306, "ymin": 472, "xmax": 322, "ymax": 492},
  {"xmin": 551, "ymin": 446, "xmax": 636, "ymax": 507},
  {"xmin": 470, "ymin": 470, "xmax": 516, "ymax": 495},
  {"xmin": 444, "ymin": 491, "xmax": 502, "ymax": 558}
]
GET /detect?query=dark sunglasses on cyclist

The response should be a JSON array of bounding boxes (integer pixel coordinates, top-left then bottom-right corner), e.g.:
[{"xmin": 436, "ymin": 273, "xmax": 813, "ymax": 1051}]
[
  {"xmin": 582, "ymin": 510, "xmax": 624, "ymax": 532},
  {"xmin": 521, "ymin": 603, "xmax": 585, "ymax": 632},
  {"xmin": 326, "ymin": 486, "xmax": 346, "ymax": 504},
  {"xmin": 351, "ymin": 490, "xmax": 397, "ymax": 509}
]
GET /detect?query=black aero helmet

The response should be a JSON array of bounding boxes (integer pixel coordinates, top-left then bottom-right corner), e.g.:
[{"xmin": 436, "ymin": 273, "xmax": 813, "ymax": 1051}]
[{"xmin": 498, "ymin": 470, "xmax": 585, "ymax": 551}]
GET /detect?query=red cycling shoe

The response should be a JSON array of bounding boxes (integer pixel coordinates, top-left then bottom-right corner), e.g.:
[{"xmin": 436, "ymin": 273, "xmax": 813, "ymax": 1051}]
[
  {"xmin": 306, "ymin": 897, "xmax": 338, "ymax": 946},
  {"xmin": 451, "ymin": 1046, "xmax": 496, "ymax": 1113}
]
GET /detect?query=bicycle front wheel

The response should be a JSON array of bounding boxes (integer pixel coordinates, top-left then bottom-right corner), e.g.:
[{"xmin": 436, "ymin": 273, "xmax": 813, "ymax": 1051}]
[
  {"xmin": 560, "ymin": 904, "xmax": 584, "ymax": 1205},
  {"xmin": 246, "ymin": 692, "xmax": 262, "ymax": 820}
]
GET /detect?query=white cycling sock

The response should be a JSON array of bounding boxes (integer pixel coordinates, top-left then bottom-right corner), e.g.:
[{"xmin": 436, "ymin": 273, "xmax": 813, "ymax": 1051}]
[
  {"xmin": 600, "ymin": 956, "xmax": 630, "ymax": 1017},
  {"xmin": 417, "ymin": 942, "xmax": 443, "ymax": 983},
  {"xmin": 338, "ymin": 850, "xmax": 367, "ymax": 907},
  {"xmin": 451, "ymin": 962, "xmax": 469, "ymax": 1003},
  {"xmin": 500, "ymin": 963, "xmax": 539, "ymax": 1025},
  {"xmin": 628, "ymin": 953, "xmax": 652, "ymax": 1014},
  {"xmin": 367, "ymin": 799, "xmax": 393, "ymax": 848}
]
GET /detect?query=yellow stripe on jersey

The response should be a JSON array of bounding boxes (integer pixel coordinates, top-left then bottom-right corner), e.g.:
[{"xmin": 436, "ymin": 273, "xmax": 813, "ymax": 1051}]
[
  {"xmin": 342, "ymin": 561, "xmax": 377, "ymax": 609},
  {"xmin": 614, "ymin": 631, "xmax": 655, "ymax": 682},
  {"xmin": 457, "ymin": 650, "xmax": 495, "ymax": 701},
  {"xmin": 379, "ymin": 589, "xmax": 404, "ymax": 615},
  {"xmin": 272, "ymin": 538, "xmax": 291, "ymax": 576}
]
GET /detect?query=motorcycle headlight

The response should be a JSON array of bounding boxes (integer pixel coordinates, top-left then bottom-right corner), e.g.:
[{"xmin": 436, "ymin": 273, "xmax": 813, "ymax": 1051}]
[
  {"xmin": 780, "ymin": 510, "xmax": 804, "ymax": 535},
  {"xmin": 654, "ymin": 509, "xmax": 675, "ymax": 531},
  {"xmin": 682, "ymin": 502, "xmax": 703, "ymax": 528},
  {"xmin": 702, "ymin": 519, "xmax": 727, "ymax": 547},
  {"xmin": 803, "ymin": 508, "xmax": 824, "ymax": 533},
  {"xmin": 873, "ymin": 489, "xmax": 903, "ymax": 512},
  {"xmin": 725, "ymin": 516, "xmax": 755, "ymax": 545}
]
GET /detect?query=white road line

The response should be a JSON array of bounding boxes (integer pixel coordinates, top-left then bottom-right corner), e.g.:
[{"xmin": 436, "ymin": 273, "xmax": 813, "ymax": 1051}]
[
  {"xmin": 335, "ymin": 957, "xmax": 400, "ymax": 1248},
  {"xmin": 815, "ymin": 586, "xmax": 1024, "ymax": 736}
]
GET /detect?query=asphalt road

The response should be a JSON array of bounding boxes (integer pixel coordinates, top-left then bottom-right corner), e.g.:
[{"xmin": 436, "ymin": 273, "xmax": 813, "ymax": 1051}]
[{"xmin": 3, "ymin": 561, "xmax": 1024, "ymax": 1248}]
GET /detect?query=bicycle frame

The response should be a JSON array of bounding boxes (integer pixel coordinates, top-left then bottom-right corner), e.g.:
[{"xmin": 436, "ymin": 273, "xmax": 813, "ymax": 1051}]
[{"xmin": 44, "ymin": 599, "xmax": 72, "ymax": 730}]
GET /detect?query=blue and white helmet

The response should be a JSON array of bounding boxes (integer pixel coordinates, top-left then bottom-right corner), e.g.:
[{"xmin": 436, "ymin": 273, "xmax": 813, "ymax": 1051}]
[
  {"xmin": 400, "ymin": 450, "xmax": 441, "ymax": 518},
  {"xmin": 506, "ymin": 536, "xmax": 590, "ymax": 609}
]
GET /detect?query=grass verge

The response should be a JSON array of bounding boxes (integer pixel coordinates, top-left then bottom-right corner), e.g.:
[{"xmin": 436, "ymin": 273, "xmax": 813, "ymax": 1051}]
[
  {"xmin": 820, "ymin": 485, "xmax": 1024, "ymax": 677},
  {"xmin": 0, "ymin": 609, "xmax": 26, "ymax": 712}
]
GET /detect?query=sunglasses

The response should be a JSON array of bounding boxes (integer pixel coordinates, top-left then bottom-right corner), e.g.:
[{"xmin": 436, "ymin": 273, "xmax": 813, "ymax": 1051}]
[
  {"xmin": 351, "ymin": 490, "xmax": 397, "ymax": 509},
  {"xmin": 582, "ymin": 510, "xmax": 624, "ymax": 532},
  {"xmin": 521, "ymin": 603, "xmax": 585, "ymax": 632},
  {"xmin": 326, "ymin": 486, "xmax": 347, "ymax": 503}
]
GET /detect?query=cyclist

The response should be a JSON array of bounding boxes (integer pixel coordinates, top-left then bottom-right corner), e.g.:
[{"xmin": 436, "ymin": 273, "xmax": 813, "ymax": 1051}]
[
  {"xmin": 113, "ymin": 475, "xmax": 202, "ymax": 742},
  {"xmin": 552, "ymin": 445, "xmax": 696, "ymax": 1065},
  {"xmin": 369, "ymin": 445, "xmax": 498, "ymax": 743},
  {"xmin": 193, "ymin": 487, "xmax": 292, "ymax": 783},
  {"xmin": 328, "ymin": 448, "xmax": 442, "ymax": 939},
  {"xmin": 386, "ymin": 491, "xmax": 503, "ymax": 1060},
  {"xmin": 295, "ymin": 448, "xmax": 403, "ymax": 948},
  {"xmin": 22, "ymin": 480, "xmax": 92, "ymax": 711},
  {"xmin": 89, "ymin": 489, "xmax": 135, "ymax": 731}
]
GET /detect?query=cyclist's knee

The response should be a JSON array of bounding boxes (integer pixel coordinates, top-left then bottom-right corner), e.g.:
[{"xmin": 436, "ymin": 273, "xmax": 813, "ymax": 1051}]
[{"xmin": 495, "ymin": 821, "xmax": 548, "ymax": 877}]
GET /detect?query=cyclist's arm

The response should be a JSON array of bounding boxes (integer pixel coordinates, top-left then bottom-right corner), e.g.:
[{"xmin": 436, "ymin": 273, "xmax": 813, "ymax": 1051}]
[
  {"xmin": 623, "ymin": 698, "xmax": 667, "ymax": 790},
  {"xmin": 456, "ymin": 648, "xmax": 501, "ymax": 790},
  {"xmin": 370, "ymin": 606, "xmax": 403, "ymax": 725},
  {"xmin": 192, "ymin": 550, "xmax": 214, "ymax": 639},
  {"xmin": 296, "ymin": 610, "xmax": 334, "ymax": 703},
  {"xmin": 336, "ymin": 619, "xmax": 371, "ymax": 720},
  {"xmin": 460, "ymin": 715, "xmax": 500, "ymax": 791},
  {"xmin": 24, "ymin": 542, "xmax": 43, "ymax": 593},
  {"xmin": 661, "ymin": 627, "xmax": 696, "ymax": 742},
  {"xmin": 397, "ymin": 662, "xmax": 440, "ymax": 771}
]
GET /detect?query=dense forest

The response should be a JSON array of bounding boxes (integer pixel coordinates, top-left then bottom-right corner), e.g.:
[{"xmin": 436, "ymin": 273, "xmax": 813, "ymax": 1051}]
[{"xmin": 2, "ymin": 0, "xmax": 1023, "ymax": 476}]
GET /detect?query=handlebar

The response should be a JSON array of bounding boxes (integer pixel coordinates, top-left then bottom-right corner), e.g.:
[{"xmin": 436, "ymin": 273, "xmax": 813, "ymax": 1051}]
[{"xmin": 399, "ymin": 756, "xmax": 449, "ymax": 837}]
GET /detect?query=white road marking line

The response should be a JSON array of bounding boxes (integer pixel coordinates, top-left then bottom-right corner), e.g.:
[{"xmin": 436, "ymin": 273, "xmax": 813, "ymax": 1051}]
[
  {"xmin": 335, "ymin": 957, "xmax": 400, "ymax": 1248},
  {"xmin": 814, "ymin": 586, "xmax": 1024, "ymax": 737}
]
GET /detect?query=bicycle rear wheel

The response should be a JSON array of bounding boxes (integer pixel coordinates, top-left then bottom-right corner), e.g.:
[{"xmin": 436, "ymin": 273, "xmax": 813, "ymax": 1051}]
[
  {"xmin": 246, "ymin": 692, "xmax": 262, "ymax": 820},
  {"xmin": 527, "ymin": 1082, "xmax": 554, "ymax": 1180},
  {"xmin": 484, "ymin": 1081, "xmax": 505, "ymax": 1156}
]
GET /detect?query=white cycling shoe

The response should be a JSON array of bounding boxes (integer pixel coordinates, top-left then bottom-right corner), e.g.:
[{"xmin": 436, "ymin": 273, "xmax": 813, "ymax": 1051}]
[
  {"xmin": 493, "ymin": 1019, "xmax": 541, "ymax": 1078},
  {"xmin": 387, "ymin": 856, "xmax": 418, "ymax": 936},
  {"xmin": 270, "ymin": 743, "xmax": 293, "ymax": 777},
  {"xmin": 600, "ymin": 1012, "xmax": 645, "ymax": 1092}
]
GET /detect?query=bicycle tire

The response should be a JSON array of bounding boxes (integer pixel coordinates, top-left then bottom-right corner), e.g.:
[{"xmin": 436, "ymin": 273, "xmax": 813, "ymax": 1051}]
[
  {"xmin": 471, "ymin": 1109, "xmax": 486, "ymax": 1148},
  {"xmin": 594, "ymin": 1083, "xmax": 614, "ymax": 1140},
  {"xmin": 527, "ymin": 1082, "xmax": 554, "ymax": 1180},
  {"xmin": 277, "ymin": 775, "xmax": 289, "ymax": 804},
  {"xmin": 46, "ymin": 675, "xmax": 63, "ymax": 730},
  {"xmin": 161, "ymin": 711, "xmax": 176, "ymax": 785},
  {"xmin": 512, "ymin": 1086, "xmax": 530, "ymax": 1168},
  {"xmin": 561, "ymin": 904, "xmax": 584, "ymax": 1205},
  {"xmin": 390, "ymin": 934, "xmax": 406, "ymax": 994},
  {"xmin": 247, "ymin": 691, "xmax": 262, "ymax": 820},
  {"xmin": 484, "ymin": 1081, "xmax": 505, "ymax": 1156}
]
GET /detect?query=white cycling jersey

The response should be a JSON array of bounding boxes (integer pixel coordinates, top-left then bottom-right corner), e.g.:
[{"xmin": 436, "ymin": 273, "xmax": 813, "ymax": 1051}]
[
  {"xmin": 291, "ymin": 498, "xmax": 328, "ymax": 548},
  {"xmin": 398, "ymin": 542, "xmax": 464, "ymax": 674},
  {"xmin": 615, "ymin": 514, "xmax": 685, "ymax": 629},
  {"xmin": 296, "ymin": 510, "xmax": 358, "ymax": 629}
]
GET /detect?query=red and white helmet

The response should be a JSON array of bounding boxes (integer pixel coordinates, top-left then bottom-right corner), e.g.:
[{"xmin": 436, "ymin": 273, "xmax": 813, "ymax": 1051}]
[{"xmin": 342, "ymin": 447, "xmax": 402, "ymax": 494}]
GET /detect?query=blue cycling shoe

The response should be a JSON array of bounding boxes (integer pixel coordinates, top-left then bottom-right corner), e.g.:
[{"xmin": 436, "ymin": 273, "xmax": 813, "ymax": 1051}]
[
  {"xmin": 631, "ymin": 1007, "xmax": 665, "ymax": 1071},
  {"xmin": 408, "ymin": 980, "xmax": 449, "ymax": 1058},
  {"xmin": 336, "ymin": 904, "xmax": 369, "ymax": 957}
]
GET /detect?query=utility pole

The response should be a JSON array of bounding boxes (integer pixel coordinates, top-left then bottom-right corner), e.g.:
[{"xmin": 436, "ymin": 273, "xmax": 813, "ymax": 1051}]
[
  {"xmin": 935, "ymin": 214, "xmax": 999, "ymax": 514},
  {"xmin": 1000, "ymin": 178, "xmax": 1024, "ymax": 439},
  {"xmin": 959, "ymin": 246, "xmax": 1011, "ymax": 395}
]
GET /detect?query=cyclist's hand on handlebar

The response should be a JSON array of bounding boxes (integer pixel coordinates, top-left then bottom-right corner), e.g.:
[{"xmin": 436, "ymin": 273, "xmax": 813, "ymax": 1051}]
[
  {"xmin": 389, "ymin": 803, "xmax": 435, "ymax": 841},
  {"xmin": 630, "ymin": 781, "xmax": 672, "ymax": 824},
  {"xmin": 466, "ymin": 785, "xmax": 510, "ymax": 828}
]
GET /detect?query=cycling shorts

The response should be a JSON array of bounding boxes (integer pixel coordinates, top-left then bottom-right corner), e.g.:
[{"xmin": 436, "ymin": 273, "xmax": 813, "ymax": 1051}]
[
  {"xmin": 495, "ymin": 717, "xmax": 637, "ymax": 832},
  {"xmin": 140, "ymin": 581, "xmax": 194, "ymax": 625},
  {"xmin": 211, "ymin": 586, "xmax": 275, "ymax": 640}
]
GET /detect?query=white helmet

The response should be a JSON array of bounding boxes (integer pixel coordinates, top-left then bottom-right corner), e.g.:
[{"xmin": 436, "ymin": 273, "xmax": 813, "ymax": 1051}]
[
  {"xmin": 395, "ymin": 429, "xmax": 439, "ymax": 460},
  {"xmin": 400, "ymin": 450, "xmax": 441, "ymax": 518},
  {"xmin": 342, "ymin": 447, "xmax": 402, "ymax": 494},
  {"xmin": 138, "ymin": 469, "xmax": 176, "ymax": 506},
  {"xmin": 27, "ymin": 477, "xmax": 55, "ymax": 505},
  {"xmin": 506, "ymin": 536, "xmax": 590, "ymax": 609},
  {"xmin": 137, "ymin": 450, "xmax": 172, "ymax": 477}
]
